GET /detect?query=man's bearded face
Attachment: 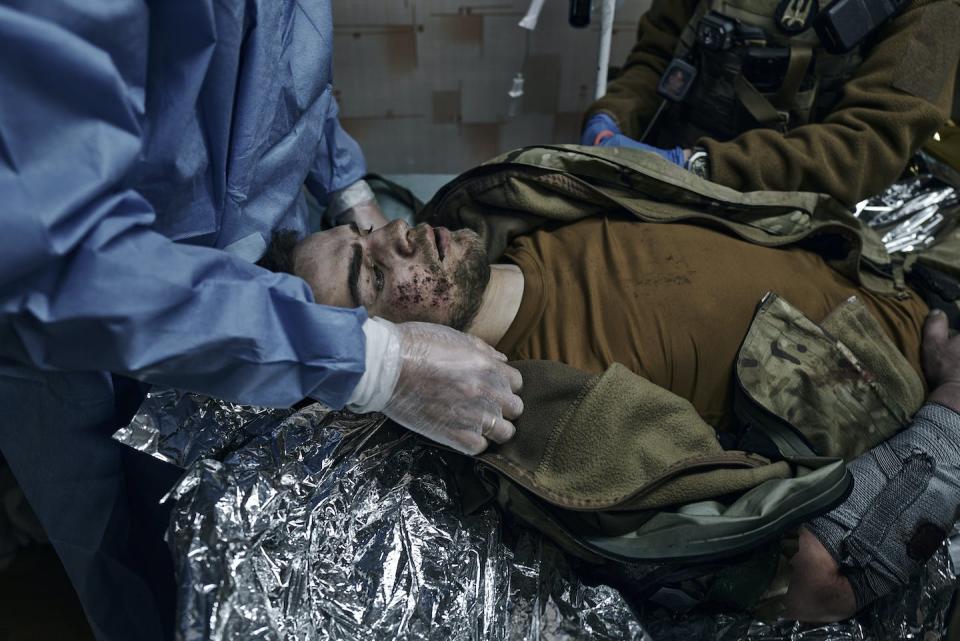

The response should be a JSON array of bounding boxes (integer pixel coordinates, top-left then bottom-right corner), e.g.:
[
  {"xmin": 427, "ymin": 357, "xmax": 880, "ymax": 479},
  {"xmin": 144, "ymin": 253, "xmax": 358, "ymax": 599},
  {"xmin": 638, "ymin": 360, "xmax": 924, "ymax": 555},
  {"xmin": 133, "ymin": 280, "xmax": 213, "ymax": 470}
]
[{"xmin": 292, "ymin": 219, "xmax": 491, "ymax": 330}]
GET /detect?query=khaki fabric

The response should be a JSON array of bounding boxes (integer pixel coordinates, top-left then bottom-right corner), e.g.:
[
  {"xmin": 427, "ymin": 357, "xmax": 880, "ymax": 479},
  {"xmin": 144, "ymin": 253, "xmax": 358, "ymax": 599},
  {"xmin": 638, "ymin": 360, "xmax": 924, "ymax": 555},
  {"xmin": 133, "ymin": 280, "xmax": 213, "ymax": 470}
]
[
  {"xmin": 476, "ymin": 360, "xmax": 792, "ymax": 512},
  {"xmin": 497, "ymin": 217, "xmax": 928, "ymax": 429},
  {"xmin": 586, "ymin": 0, "xmax": 960, "ymax": 206},
  {"xmin": 420, "ymin": 144, "xmax": 898, "ymax": 296},
  {"xmin": 470, "ymin": 294, "xmax": 915, "ymax": 572},
  {"xmin": 737, "ymin": 295, "xmax": 926, "ymax": 461}
]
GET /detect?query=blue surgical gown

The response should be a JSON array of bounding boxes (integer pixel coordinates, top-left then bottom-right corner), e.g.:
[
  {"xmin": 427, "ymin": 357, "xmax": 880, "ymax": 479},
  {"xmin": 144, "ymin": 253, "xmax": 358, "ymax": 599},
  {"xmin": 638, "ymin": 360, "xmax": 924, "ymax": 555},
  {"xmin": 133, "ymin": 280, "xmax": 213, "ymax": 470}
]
[
  {"xmin": 0, "ymin": 2, "xmax": 371, "ymax": 639},
  {"xmin": 0, "ymin": 0, "xmax": 368, "ymax": 409}
]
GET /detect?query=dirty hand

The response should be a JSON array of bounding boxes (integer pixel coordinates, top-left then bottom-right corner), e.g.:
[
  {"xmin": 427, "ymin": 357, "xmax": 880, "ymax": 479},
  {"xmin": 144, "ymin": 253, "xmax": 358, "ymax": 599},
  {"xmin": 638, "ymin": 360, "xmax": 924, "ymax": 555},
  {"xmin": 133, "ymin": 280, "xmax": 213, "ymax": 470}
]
[
  {"xmin": 350, "ymin": 318, "xmax": 523, "ymax": 454},
  {"xmin": 922, "ymin": 309, "xmax": 960, "ymax": 413}
]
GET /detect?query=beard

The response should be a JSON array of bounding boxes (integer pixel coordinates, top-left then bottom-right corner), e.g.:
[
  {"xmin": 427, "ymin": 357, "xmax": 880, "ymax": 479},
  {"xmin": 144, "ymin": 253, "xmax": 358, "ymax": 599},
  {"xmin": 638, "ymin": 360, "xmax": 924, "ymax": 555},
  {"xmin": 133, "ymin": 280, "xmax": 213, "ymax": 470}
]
[
  {"xmin": 406, "ymin": 225, "xmax": 490, "ymax": 331},
  {"xmin": 447, "ymin": 232, "xmax": 491, "ymax": 331}
]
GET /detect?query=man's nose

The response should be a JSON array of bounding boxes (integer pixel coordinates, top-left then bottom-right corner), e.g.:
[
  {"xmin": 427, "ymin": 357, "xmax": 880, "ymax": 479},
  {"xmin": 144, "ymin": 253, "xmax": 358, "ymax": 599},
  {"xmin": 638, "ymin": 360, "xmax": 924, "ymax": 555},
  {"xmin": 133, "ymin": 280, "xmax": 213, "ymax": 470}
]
[
  {"xmin": 386, "ymin": 219, "xmax": 415, "ymax": 257},
  {"xmin": 370, "ymin": 219, "xmax": 414, "ymax": 259}
]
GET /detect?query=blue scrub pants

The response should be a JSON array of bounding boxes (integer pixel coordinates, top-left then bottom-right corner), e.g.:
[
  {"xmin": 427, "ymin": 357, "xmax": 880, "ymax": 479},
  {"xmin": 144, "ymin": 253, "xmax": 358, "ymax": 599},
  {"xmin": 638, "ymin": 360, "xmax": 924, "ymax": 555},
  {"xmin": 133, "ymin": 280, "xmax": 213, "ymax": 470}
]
[{"xmin": 0, "ymin": 365, "xmax": 180, "ymax": 641}]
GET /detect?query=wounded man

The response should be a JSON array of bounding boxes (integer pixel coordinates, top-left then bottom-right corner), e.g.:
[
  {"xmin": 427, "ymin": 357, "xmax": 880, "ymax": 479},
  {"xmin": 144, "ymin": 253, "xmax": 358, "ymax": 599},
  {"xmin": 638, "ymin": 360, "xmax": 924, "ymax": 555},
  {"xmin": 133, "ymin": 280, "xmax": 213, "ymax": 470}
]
[{"xmin": 260, "ymin": 208, "xmax": 960, "ymax": 623}]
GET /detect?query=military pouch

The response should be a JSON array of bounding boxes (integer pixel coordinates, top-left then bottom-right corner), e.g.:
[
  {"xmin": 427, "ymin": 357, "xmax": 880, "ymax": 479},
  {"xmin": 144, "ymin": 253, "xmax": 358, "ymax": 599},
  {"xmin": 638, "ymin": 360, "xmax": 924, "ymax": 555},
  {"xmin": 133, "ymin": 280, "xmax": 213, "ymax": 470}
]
[{"xmin": 736, "ymin": 293, "xmax": 924, "ymax": 460}]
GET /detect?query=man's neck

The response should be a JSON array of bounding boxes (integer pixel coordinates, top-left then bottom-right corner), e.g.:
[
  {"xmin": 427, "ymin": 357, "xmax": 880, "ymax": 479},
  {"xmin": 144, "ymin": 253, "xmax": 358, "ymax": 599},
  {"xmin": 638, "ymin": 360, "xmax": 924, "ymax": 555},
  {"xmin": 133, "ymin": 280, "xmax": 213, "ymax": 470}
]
[{"xmin": 465, "ymin": 263, "xmax": 524, "ymax": 348}]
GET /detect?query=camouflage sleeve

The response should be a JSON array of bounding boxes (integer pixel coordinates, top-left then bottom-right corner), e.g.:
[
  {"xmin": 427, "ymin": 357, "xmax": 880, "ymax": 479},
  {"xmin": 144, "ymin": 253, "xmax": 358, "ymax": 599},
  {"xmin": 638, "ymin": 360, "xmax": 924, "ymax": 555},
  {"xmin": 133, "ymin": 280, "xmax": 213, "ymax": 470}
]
[
  {"xmin": 583, "ymin": 0, "xmax": 696, "ymax": 138},
  {"xmin": 700, "ymin": 0, "xmax": 960, "ymax": 207}
]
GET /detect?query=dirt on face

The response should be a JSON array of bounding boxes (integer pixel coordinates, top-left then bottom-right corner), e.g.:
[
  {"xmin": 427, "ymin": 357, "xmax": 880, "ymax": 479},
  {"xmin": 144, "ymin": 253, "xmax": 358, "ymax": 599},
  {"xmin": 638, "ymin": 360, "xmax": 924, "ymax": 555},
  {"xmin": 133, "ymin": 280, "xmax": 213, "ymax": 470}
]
[
  {"xmin": 392, "ymin": 271, "xmax": 452, "ymax": 311},
  {"xmin": 385, "ymin": 229, "xmax": 490, "ymax": 330}
]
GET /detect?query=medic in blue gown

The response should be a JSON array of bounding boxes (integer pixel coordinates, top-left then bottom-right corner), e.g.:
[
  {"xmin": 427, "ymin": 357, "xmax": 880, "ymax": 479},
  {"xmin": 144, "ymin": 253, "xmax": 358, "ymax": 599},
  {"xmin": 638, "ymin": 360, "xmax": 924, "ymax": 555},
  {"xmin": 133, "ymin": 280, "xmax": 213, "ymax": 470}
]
[{"xmin": 0, "ymin": 3, "xmax": 522, "ymax": 640}]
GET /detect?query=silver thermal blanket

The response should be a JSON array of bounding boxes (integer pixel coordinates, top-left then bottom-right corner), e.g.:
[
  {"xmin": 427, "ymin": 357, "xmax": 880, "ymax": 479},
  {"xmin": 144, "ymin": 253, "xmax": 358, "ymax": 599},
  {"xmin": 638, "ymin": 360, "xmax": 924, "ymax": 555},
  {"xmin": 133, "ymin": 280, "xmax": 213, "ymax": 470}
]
[{"xmin": 116, "ymin": 389, "xmax": 960, "ymax": 641}]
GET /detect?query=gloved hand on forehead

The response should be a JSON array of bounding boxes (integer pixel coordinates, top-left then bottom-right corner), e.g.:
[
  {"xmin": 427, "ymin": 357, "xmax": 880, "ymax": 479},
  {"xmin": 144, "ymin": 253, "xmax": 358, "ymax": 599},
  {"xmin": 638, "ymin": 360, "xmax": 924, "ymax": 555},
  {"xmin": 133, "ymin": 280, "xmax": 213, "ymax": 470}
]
[
  {"xmin": 581, "ymin": 113, "xmax": 687, "ymax": 167},
  {"xmin": 348, "ymin": 318, "xmax": 523, "ymax": 455},
  {"xmin": 326, "ymin": 179, "xmax": 389, "ymax": 230}
]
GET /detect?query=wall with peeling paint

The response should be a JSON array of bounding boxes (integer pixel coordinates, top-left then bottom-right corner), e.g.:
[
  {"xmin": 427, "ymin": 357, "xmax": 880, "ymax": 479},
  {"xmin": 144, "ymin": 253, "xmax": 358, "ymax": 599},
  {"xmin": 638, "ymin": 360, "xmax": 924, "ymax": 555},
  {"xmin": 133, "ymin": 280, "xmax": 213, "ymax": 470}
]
[{"xmin": 331, "ymin": 1, "xmax": 652, "ymax": 173}]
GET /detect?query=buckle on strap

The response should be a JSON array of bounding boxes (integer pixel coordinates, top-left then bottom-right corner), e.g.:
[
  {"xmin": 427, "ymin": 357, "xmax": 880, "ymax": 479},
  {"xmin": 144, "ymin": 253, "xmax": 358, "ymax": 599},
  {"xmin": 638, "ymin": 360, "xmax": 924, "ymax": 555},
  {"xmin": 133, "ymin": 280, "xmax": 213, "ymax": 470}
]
[{"xmin": 734, "ymin": 75, "xmax": 790, "ymax": 132}]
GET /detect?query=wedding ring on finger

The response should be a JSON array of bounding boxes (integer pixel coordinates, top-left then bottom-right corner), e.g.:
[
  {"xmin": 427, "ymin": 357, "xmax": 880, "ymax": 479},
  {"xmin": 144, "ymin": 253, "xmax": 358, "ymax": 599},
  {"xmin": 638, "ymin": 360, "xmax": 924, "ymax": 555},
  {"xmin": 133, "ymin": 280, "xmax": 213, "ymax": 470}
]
[{"xmin": 481, "ymin": 415, "xmax": 497, "ymax": 439}]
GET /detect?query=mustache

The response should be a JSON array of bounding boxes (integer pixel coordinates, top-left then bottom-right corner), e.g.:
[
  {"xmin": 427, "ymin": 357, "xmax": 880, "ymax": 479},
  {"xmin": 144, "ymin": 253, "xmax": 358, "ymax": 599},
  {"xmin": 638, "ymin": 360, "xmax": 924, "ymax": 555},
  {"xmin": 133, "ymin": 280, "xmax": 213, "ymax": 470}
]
[{"xmin": 412, "ymin": 225, "xmax": 439, "ymax": 261}]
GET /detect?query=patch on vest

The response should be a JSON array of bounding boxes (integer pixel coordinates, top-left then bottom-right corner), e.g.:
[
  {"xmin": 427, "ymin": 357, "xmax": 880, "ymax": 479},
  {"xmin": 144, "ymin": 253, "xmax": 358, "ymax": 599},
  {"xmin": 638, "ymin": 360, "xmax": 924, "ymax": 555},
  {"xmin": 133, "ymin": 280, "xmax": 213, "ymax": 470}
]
[{"xmin": 775, "ymin": 0, "xmax": 818, "ymax": 34}]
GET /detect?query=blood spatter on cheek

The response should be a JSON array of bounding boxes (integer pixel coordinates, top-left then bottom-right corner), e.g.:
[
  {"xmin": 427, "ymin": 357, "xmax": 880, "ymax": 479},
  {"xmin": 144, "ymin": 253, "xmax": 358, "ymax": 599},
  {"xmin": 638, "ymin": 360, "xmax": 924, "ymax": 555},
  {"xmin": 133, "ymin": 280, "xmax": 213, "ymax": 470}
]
[
  {"xmin": 429, "ymin": 274, "xmax": 453, "ymax": 307},
  {"xmin": 389, "ymin": 269, "xmax": 454, "ymax": 316},
  {"xmin": 392, "ymin": 277, "xmax": 425, "ymax": 310},
  {"xmin": 424, "ymin": 262, "xmax": 453, "ymax": 307}
]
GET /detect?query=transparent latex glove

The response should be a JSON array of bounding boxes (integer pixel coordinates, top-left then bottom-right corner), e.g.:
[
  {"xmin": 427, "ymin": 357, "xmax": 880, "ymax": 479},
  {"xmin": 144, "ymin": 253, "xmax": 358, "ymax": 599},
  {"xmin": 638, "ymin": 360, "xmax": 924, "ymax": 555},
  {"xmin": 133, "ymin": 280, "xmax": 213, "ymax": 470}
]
[
  {"xmin": 335, "ymin": 199, "xmax": 389, "ymax": 230},
  {"xmin": 371, "ymin": 321, "xmax": 524, "ymax": 455},
  {"xmin": 326, "ymin": 179, "xmax": 389, "ymax": 230}
]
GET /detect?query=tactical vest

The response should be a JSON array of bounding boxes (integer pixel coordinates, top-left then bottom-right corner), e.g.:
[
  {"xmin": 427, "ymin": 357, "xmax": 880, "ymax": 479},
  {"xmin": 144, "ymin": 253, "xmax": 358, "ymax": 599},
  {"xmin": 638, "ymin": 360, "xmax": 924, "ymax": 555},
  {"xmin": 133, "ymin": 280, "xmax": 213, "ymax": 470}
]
[{"xmin": 657, "ymin": 0, "xmax": 864, "ymax": 145}]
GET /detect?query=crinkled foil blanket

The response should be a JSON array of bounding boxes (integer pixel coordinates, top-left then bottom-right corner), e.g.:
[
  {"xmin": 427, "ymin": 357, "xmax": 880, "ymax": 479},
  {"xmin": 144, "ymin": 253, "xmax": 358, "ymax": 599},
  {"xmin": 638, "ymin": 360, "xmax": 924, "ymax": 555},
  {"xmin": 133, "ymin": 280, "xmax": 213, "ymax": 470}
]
[{"xmin": 116, "ymin": 389, "xmax": 959, "ymax": 641}]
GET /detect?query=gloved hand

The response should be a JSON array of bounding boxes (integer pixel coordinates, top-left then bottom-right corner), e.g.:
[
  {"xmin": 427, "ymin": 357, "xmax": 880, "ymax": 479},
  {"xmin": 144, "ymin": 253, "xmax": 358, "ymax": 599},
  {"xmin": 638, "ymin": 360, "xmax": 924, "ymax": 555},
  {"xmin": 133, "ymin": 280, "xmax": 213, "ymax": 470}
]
[
  {"xmin": 581, "ymin": 113, "xmax": 622, "ymax": 146},
  {"xmin": 349, "ymin": 318, "xmax": 523, "ymax": 455},
  {"xmin": 326, "ymin": 179, "xmax": 389, "ymax": 229},
  {"xmin": 581, "ymin": 113, "xmax": 687, "ymax": 167},
  {"xmin": 340, "ymin": 199, "xmax": 389, "ymax": 230}
]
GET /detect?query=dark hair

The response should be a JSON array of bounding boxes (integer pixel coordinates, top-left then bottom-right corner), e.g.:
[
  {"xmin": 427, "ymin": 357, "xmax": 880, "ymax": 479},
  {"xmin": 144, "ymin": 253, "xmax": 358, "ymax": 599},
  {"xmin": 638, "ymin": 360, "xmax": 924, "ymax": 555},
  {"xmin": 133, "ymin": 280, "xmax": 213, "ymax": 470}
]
[{"xmin": 257, "ymin": 229, "xmax": 301, "ymax": 275}]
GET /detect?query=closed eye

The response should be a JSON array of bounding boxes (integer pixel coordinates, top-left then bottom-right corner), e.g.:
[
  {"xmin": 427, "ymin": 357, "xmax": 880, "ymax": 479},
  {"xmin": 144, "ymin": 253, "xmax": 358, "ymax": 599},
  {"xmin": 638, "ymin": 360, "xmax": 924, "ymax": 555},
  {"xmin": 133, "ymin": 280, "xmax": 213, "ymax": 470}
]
[
  {"xmin": 348, "ymin": 222, "xmax": 373, "ymax": 237},
  {"xmin": 347, "ymin": 244, "xmax": 363, "ymax": 307},
  {"xmin": 346, "ymin": 222, "xmax": 383, "ymax": 303}
]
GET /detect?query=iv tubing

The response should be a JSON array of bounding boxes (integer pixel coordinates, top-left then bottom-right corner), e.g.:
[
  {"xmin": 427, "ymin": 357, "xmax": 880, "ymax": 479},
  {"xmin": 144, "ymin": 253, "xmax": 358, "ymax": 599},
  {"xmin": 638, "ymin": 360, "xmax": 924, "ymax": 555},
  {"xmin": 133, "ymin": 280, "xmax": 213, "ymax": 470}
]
[{"xmin": 595, "ymin": 0, "xmax": 616, "ymax": 99}]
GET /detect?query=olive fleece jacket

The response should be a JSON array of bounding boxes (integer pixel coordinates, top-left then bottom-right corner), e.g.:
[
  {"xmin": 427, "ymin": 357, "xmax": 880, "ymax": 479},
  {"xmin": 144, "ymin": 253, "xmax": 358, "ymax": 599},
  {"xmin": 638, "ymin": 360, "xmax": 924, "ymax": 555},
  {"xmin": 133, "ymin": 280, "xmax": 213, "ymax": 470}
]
[{"xmin": 586, "ymin": 0, "xmax": 960, "ymax": 206}]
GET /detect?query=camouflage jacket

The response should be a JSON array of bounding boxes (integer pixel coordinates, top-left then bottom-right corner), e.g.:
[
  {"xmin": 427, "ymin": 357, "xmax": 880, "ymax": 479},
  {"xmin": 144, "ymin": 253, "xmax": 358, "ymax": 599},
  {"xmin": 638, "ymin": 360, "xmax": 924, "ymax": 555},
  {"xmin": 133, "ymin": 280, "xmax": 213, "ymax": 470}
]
[{"xmin": 583, "ymin": 0, "xmax": 960, "ymax": 206}]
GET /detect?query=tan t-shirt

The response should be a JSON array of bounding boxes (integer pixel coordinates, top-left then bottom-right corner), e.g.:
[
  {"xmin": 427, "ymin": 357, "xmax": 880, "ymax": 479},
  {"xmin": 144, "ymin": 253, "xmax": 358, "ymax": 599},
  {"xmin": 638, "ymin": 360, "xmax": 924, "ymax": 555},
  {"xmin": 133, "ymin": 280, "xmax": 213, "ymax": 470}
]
[{"xmin": 496, "ymin": 217, "xmax": 929, "ymax": 430}]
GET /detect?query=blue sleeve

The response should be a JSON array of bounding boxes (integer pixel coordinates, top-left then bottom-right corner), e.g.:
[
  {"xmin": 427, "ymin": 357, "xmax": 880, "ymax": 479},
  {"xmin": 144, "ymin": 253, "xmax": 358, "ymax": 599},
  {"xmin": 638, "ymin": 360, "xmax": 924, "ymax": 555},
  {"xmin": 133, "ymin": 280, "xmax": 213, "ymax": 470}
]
[
  {"xmin": 304, "ymin": 94, "xmax": 369, "ymax": 207},
  {"xmin": 0, "ymin": 4, "xmax": 366, "ymax": 409}
]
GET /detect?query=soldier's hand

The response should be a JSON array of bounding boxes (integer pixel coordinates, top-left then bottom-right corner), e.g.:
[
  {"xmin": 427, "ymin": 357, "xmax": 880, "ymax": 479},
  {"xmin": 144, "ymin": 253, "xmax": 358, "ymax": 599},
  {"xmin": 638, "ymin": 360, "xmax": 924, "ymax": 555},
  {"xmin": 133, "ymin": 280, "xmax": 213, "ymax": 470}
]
[{"xmin": 922, "ymin": 309, "xmax": 960, "ymax": 413}]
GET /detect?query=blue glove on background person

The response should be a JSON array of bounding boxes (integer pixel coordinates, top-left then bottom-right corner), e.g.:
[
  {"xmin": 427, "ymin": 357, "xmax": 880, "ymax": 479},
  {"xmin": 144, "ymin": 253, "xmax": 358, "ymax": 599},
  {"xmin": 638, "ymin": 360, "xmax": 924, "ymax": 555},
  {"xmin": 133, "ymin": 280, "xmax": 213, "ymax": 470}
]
[
  {"xmin": 580, "ymin": 113, "xmax": 621, "ymax": 146},
  {"xmin": 581, "ymin": 113, "xmax": 687, "ymax": 167}
]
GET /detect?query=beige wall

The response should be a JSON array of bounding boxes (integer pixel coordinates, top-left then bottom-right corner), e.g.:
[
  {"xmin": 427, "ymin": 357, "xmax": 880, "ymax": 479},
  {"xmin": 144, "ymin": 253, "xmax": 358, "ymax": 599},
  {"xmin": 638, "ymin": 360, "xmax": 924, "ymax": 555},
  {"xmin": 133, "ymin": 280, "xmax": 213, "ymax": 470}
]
[{"xmin": 332, "ymin": 0, "xmax": 652, "ymax": 173}]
